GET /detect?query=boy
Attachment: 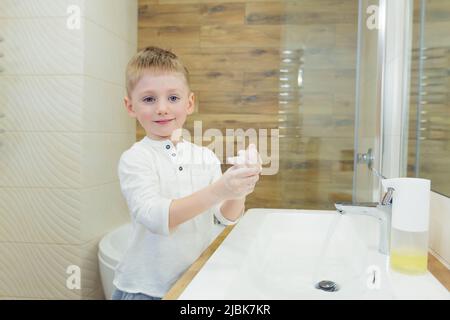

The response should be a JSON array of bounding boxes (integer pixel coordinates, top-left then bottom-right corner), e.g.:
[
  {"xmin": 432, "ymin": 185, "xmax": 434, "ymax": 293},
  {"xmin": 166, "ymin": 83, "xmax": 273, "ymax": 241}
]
[{"xmin": 112, "ymin": 47, "xmax": 261, "ymax": 300}]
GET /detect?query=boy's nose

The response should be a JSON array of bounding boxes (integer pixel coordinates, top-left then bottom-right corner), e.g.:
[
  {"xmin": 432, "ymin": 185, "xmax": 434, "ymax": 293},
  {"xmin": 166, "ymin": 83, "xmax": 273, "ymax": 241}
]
[{"xmin": 156, "ymin": 103, "xmax": 169, "ymax": 114}]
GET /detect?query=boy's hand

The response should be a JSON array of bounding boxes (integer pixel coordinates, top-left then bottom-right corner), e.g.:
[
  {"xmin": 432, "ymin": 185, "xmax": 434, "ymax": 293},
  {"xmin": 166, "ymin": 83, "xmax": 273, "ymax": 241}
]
[
  {"xmin": 217, "ymin": 165, "xmax": 261, "ymax": 200},
  {"xmin": 212, "ymin": 143, "xmax": 262, "ymax": 200},
  {"xmin": 227, "ymin": 143, "xmax": 262, "ymax": 170}
]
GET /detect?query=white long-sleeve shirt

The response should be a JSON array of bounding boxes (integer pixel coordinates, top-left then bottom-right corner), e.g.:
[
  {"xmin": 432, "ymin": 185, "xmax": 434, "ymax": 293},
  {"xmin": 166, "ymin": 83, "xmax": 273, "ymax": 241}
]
[{"xmin": 113, "ymin": 136, "xmax": 238, "ymax": 298}]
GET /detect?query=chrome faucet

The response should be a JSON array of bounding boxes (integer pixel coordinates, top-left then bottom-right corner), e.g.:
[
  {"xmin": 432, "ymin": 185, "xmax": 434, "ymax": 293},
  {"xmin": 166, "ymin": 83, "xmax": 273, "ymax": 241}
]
[{"xmin": 334, "ymin": 187, "xmax": 394, "ymax": 255}]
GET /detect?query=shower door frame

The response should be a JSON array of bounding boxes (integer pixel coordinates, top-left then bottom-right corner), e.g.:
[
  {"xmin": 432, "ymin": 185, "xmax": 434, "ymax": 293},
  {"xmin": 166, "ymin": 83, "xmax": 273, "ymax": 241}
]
[{"xmin": 353, "ymin": 0, "xmax": 414, "ymax": 202}]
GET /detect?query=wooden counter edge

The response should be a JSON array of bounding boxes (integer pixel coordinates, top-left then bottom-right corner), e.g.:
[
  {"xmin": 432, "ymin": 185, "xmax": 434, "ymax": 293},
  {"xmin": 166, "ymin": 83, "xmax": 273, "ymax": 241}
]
[
  {"xmin": 163, "ymin": 225, "xmax": 235, "ymax": 300},
  {"xmin": 428, "ymin": 252, "xmax": 450, "ymax": 291}
]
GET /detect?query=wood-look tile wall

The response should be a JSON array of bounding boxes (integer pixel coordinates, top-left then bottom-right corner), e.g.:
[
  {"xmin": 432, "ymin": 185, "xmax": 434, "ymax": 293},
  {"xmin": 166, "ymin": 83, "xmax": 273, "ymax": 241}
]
[
  {"xmin": 408, "ymin": 0, "xmax": 450, "ymax": 196},
  {"xmin": 137, "ymin": 0, "xmax": 358, "ymax": 210}
]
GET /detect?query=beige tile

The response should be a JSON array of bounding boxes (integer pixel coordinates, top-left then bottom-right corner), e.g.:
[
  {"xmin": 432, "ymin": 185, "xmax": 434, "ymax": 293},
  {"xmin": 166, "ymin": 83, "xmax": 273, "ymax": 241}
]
[
  {"xmin": 81, "ymin": 133, "xmax": 136, "ymax": 188},
  {"xmin": 80, "ymin": 181, "xmax": 130, "ymax": 242},
  {"xmin": 83, "ymin": 285, "xmax": 106, "ymax": 300},
  {"xmin": 84, "ymin": 19, "xmax": 131, "ymax": 86},
  {"xmin": 0, "ymin": 76, "xmax": 83, "ymax": 132},
  {"xmin": 430, "ymin": 192, "xmax": 450, "ymax": 265},
  {"xmin": 78, "ymin": 237, "xmax": 105, "ymax": 296},
  {"xmin": 0, "ymin": 187, "xmax": 80, "ymax": 244},
  {"xmin": 82, "ymin": 77, "xmax": 135, "ymax": 133},
  {"xmin": 84, "ymin": 0, "xmax": 137, "ymax": 45},
  {"xmin": 0, "ymin": 18, "xmax": 83, "ymax": 75},
  {"xmin": 0, "ymin": 240, "xmax": 102, "ymax": 299},
  {"xmin": 0, "ymin": 0, "xmax": 83, "ymax": 18},
  {"xmin": 0, "ymin": 132, "xmax": 81, "ymax": 188}
]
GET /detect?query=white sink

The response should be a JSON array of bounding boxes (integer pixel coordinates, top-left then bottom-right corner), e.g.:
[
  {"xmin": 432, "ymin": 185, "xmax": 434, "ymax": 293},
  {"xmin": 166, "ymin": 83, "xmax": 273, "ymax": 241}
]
[{"xmin": 179, "ymin": 209, "xmax": 449, "ymax": 300}]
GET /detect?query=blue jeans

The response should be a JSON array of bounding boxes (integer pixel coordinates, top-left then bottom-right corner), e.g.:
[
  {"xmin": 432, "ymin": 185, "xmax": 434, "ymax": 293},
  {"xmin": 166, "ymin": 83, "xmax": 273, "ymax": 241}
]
[{"xmin": 111, "ymin": 288, "xmax": 162, "ymax": 300}]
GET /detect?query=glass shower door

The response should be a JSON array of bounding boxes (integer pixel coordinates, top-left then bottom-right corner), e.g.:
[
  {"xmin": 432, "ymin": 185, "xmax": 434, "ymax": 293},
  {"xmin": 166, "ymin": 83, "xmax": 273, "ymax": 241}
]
[
  {"xmin": 353, "ymin": 0, "xmax": 414, "ymax": 202},
  {"xmin": 353, "ymin": 0, "xmax": 386, "ymax": 202}
]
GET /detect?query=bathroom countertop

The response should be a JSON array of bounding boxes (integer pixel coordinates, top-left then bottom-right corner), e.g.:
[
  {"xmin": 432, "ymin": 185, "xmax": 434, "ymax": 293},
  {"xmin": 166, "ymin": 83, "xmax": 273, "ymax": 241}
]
[
  {"xmin": 163, "ymin": 222, "xmax": 450, "ymax": 300},
  {"xmin": 164, "ymin": 225, "xmax": 235, "ymax": 300}
]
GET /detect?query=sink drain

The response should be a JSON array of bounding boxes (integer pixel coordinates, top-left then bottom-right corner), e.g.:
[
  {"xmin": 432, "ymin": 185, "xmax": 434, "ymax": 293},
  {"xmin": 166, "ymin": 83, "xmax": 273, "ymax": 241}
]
[{"xmin": 315, "ymin": 280, "xmax": 339, "ymax": 292}]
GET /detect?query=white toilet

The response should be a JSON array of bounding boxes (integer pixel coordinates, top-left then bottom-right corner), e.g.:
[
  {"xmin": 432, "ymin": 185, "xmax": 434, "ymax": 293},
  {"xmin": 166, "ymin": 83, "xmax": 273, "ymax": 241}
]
[
  {"xmin": 98, "ymin": 222, "xmax": 225, "ymax": 299},
  {"xmin": 98, "ymin": 223, "xmax": 131, "ymax": 300}
]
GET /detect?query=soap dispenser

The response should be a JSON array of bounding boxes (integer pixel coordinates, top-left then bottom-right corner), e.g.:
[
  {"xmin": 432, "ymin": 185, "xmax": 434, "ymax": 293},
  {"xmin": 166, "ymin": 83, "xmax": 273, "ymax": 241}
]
[{"xmin": 381, "ymin": 178, "xmax": 431, "ymax": 275}]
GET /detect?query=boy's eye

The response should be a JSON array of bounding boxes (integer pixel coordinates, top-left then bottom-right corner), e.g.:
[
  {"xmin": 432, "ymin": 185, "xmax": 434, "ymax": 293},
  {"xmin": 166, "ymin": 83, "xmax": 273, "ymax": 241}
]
[
  {"xmin": 169, "ymin": 95, "xmax": 180, "ymax": 102},
  {"xmin": 142, "ymin": 96, "xmax": 155, "ymax": 103}
]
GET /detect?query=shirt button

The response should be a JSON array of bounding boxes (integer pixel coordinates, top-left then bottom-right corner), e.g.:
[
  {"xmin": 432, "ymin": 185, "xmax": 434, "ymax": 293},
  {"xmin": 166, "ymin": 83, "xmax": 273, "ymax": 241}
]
[
  {"xmin": 165, "ymin": 145, "xmax": 171, "ymax": 149},
  {"xmin": 179, "ymin": 166, "xmax": 183, "ymax": 171}
]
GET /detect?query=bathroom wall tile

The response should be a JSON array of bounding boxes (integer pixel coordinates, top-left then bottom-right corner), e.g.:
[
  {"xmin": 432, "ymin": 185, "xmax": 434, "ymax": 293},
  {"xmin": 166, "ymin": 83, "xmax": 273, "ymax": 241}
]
[
  {"xmin": 0, "ymin": 18, "xmax": 83, "ymax": 75},
  {"xmin": 158, "ymin": 0, "xmax": 268, "ymax": 3},
  {"xmin": 282, "ymin": 24, "xmax": 335, "ymax": 50},
  {"xmin": 126, "ymin": 0, "xmax": 138, "ymax": 46},
  {"xmin": 334, "ymin": 93, "xmax": 355, "ymax": 116},
  {"xmin": 0, "ymin": 296, "xmax": 47, "ymax": 300},
  {"xmin": 139, "ymin": 25, "xmax": 200, "ymax": 49},
  {"xmin": 84, "ymin": 285, "xmax": 106, "ymax": 300},
  {"xmin": 0, "ymin": 182, "xmax": 131, "ymax": 245},
  {"xmin": 429, "ymin": 191, "xmax": 450, "ymax": 266},
  {"xmin": 127, "ymin": 41, "xmax": 138, "ymax": 67},
  {"xmin": 0, "ymin": 76, "xmax": 83, "ymax": 132},
  {"xmin": 82, "ymin": 76, "xmax": 135, "ymax": 133},
  {"xmin": 138, "ymin": 2, "xmax": 202, "ymax": 27},
  {"xmin": 0, "ymin": 242, "xmax": 85, "ymax": 299},
  {"xmin": 80, "ymin": 181, "xmax": 130, "ymax": 243},
  {"xmin": 0, "ymin": 132, "xmax": 81, "ymax": 188},
  {"xmin": 83, "ymin": 0, "xmax": 116, "ymax": 37},
  {"xmin": 173, "ymin": 47, "xmax": 281, "ymax": 72},
  {"xmin": 246, "ymin": 1, "xmax": 357, "ymax": 26},
  {"xmin": 424, "ymin": 21, "xmax": 450, "ymax": 48},
  {"xmin": 114, "ymin": 0, "xmax": 138, "ymax": 45},
  {"xmin": 335, "ymin": 24, "xmax": 358, "ymax": 50},
  {"xmin": 84, "ymin": 0, "xmax": 137, "ymax": 45},
  {"xmin": 0, "ymin": 187, "xmax": 81, "ymax": 244},
  {"xmin": 0, "ymin": 75, "xmax": 134, "ymax": 134},
  {"xmin": 83, "ymin": 19, "xmax": 132, "ymax": 86},
  {"xmin": 81, "ymin": 133, "xmax": 136, "ymax": 188},
  {"xmin": 0, "ymin": 238, "xmax": 106, "ymax": 299},
  {"xmin": 201, "ymin": 25, "xmax": 280, "ymax": 48},
  {"xmin": 78, "ymin": 237, "xmax": 106, "ymax": 297},
  {"xmin": 0, "ymin": 0, "xmax": 83, "ymax": 18},
  {"xmin": 289, "ymin": 46, "xmax": 356, "ymax": 73}
]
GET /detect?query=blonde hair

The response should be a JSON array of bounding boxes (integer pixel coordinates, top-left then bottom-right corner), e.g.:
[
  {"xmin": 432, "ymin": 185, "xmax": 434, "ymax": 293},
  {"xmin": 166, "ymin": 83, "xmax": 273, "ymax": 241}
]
[{"xmin": 125, "ymin": 46, "xmax": 190, "ymax": 96}]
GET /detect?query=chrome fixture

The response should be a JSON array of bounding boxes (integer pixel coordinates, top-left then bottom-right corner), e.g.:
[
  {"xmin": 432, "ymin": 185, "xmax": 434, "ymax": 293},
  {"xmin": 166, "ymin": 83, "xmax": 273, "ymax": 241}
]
[
  {"xmin": 334, "ymin": 187, "xmax": 394, "ymax": 255},
  {"xmin": 356, "ymin": 147, "xmax": 374, "ymax": 170}
]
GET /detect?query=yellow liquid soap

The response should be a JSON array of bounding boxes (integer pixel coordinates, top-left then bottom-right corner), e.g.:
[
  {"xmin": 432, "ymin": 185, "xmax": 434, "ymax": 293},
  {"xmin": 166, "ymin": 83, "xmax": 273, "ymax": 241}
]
[{"xmin": 390, "ymin": 250, "xmax": 428, "ymax": 274}]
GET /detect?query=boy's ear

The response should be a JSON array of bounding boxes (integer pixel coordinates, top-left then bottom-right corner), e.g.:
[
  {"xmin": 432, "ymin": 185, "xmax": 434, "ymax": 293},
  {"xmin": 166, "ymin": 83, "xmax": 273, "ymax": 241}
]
[
  {"xmin": 187, "ymin": 92, "xmax": 195, "ymax": 115},
  {"xmin": 124, "ymin": 96, "xmax": 136, "ymax": 118}
]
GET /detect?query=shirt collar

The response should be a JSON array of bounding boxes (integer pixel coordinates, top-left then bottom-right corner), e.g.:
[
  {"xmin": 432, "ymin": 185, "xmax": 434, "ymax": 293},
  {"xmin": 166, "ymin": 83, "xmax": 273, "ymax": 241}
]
[{"xmin": 142, "ymin": 136, "xmax": 185, "ymax": 150}]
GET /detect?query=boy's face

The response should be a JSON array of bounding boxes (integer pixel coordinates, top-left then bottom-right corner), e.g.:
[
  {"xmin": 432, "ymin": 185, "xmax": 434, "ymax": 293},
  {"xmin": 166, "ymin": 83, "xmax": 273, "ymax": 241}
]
[{"xmin": 124, "ymin": 71, "xmax": 194, "ymax": 141}]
